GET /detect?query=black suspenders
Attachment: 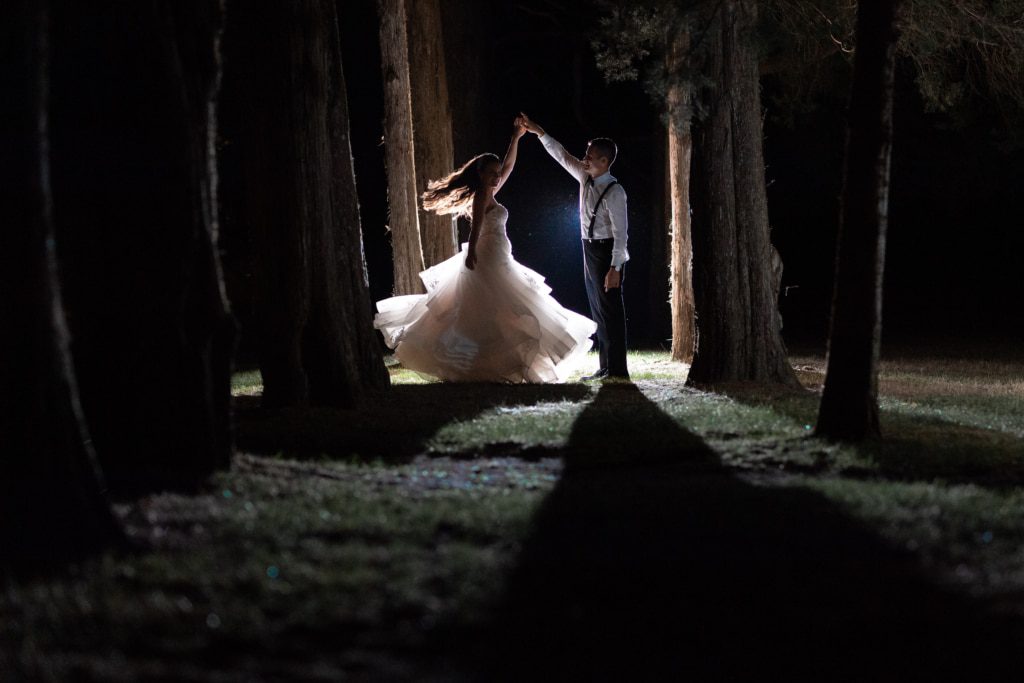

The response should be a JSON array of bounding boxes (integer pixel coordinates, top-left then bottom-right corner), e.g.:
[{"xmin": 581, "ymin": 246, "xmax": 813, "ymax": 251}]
[{"xmin": 587, "ymin": 180, "xmax": 619, "ymax": 239}]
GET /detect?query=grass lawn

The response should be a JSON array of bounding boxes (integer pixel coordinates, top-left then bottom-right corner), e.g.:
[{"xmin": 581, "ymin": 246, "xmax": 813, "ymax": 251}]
[{"xmin": 4, "ymin": 348, "xmax": 1024, "ymax": 679}]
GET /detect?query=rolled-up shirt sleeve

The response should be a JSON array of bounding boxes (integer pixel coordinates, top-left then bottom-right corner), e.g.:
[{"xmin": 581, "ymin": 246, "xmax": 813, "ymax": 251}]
[
  {"xmin": 608, "ymin": 186, "xmax": 629, "ymax": 269},
  {"xmin": 539, "ymin": 134, "xmax": 588, "ymax": 183}
]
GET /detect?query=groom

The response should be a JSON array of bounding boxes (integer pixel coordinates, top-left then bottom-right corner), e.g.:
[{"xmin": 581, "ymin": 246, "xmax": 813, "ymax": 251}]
[{"xmin": 518, "ymin": 113, "xmax": 629, "ymax": 380}]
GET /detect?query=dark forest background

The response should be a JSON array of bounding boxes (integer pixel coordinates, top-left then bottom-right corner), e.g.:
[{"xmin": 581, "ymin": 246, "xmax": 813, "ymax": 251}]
[{"xmin": 265, "ymin": 0, "xmax": 1024, "ymax": 356}]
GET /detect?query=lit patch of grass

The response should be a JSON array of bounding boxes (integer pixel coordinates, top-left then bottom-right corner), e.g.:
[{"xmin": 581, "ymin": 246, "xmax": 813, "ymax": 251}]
[
  {"xmin": 874, "ymin": 352, "xmax": 1024, "ymax": 438},
  {"xmin": 881, "ymin": 391, "xmax": 1024, "ymax": 439},
  {"xmin": 631, "ymin": 381, "xmax": 872, "ymax": 475},
  {"xmin": 385, "ymin": 350, "xmax": 689, "ymax": 385},
  {"xmin": 348, "ymin": 352, "xmax": 690, "ymax": 455},
  {"xmin": 786, "ymin": 350, "xmax": 1024, "ymax": 483},
  {"xmin": 429, "ymin": 399, "xmax": 588, "ymax": 453},
  {"xmin": 647, "ymin": 384, "xmax": 808, "ymax": 439},
  {"xmin": 387, "ymin": 364, "xmax": 435, "ymax": 385},
  {"xmin": 883, "ymin": 372, "xmax": 1024, "ymax": 399},
  {"xmin": 624, "ymin": 350, "xmax": 690, "ymax": 380},
  {"xmin": 230, "ymin": 369, "xmax": 263, "ymax": 396}
]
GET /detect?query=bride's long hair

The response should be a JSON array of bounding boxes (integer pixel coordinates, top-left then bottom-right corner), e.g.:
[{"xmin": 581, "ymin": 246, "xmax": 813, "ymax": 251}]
[{"xmin": 422, "ymin": 153, "xmax": 499, "ymax": 218}]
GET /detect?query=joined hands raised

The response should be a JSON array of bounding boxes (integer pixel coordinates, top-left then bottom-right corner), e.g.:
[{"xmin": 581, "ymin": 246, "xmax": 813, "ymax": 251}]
[
  {"xmin": 515, "ymin": 112, "xmax": 544, "ymax": 137},
  {"xmin": 513, "ymin": 117, "xmax": 527, "ymax": 139}
]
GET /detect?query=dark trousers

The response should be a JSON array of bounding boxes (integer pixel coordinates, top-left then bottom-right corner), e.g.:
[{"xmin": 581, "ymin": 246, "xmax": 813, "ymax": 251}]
[{"xmin": 582, "ymin": 238, "xmax": 628, "ymax": 378}]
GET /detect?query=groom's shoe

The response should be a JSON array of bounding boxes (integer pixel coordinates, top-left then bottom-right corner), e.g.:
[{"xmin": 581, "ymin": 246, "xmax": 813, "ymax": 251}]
[{"xmin": 581, "ymin": 369, "xmax": 609, "ymax": 381}]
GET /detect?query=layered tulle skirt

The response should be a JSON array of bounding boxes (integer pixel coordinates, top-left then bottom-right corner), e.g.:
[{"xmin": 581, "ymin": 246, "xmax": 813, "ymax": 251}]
[{"xmin": 374, "ymin": 229, "xmax": 596, "ymax": 383}]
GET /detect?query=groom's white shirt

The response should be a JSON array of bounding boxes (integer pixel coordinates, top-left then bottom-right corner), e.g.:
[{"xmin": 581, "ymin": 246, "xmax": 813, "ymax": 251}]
[{"xmin": 539, "ymin": 133, "xmax": 629, "ymax": 269}]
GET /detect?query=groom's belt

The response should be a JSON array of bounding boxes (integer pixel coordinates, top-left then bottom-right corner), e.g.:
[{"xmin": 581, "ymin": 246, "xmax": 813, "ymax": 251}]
[{"xmin": 582, "ymin": 237, "xmax": 613, "ymax": 244}]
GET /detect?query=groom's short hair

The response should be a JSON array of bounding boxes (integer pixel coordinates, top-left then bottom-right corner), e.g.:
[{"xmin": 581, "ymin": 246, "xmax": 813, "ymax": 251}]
[{"xmin": 588, "ymin": 138, "xmax": 617, "ymax": 165}]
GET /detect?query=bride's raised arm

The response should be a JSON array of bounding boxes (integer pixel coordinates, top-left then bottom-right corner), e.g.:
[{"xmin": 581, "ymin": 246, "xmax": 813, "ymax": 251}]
[{"xmin": 494, "ymin": 119, "xmax": 527, "ymax": 195}]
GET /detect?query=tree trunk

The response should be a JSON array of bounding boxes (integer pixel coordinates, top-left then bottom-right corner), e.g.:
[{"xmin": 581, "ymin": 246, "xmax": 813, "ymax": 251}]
[
  {"xmin": 668, "ymin": 118, "xmax": 696, "ymax": 364},
  {"xmin": 688, "ymin": 0, "xmax": 798, "ymax": 387},
  {"xmin": 48, "ymin": 2, "xmax": 235, "ymax": 494},
  {"xmin": 406, "ymin": 0, "xmax": 457, "ymax": 268},
  {"xmin": 648, "ymin": 118, "xmax": 672, "ymax": 350},
  {"xmin": 1, "ymin": 0, "xmax": 122, "ymax": 571},
  {"xmin": 816, "ymin": 0, "xmax": 903, "ymax": 441},
  {"xmin": 229, "ymin": 1, "xmax": 390, "ymax": 409},
  {"xmin": 439, "ymin": 0, "xmax": 489, "ymax": 245},
  {"xmin": 378, "ymin": 0, "xmax": 426, "ymax": 294},
  {"xmin": 666, "ymin": 34, "xmax": 697, "ymax": 365},
  {"xmin": 439, "ymin": 0, "xmax": 488, "ymax": 166},
  {"xmin": 331, "ymin": 7, "xmax": 393, "ymax": 405}
]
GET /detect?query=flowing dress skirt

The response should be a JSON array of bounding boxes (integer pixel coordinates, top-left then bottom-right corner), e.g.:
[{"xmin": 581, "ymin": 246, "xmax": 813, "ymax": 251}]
[{"xmin": 374, "ymin": 211, "xmax": 596, "ymax": 383}]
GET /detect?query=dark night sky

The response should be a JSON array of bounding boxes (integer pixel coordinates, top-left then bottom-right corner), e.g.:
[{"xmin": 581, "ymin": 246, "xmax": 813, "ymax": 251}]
[{"xmin": 337, "ymin": 1, "xmax": 1024, "ymax": 351}]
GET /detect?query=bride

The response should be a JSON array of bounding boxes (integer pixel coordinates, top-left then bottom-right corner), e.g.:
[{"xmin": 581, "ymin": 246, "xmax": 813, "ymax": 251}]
[{"xmin": 373, "ymin": 119, "xmax": 597, "ymax": 383}]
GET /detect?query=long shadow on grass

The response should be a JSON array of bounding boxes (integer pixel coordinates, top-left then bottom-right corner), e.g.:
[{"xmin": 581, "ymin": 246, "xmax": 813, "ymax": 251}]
[
  {"xmin": 717, "ymin": 384, "xmax": 1024, "ymax": 487},
  {"xmin": 469, "ymin": 382, "xmax": 1020, "ymax": 679},
  {"xmin": 234, "ymin": 382, "xmax": 590, "ymax": 463}
]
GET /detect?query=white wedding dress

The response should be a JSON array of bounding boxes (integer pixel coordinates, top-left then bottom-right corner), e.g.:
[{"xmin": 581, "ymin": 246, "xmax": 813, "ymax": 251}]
[{"xmin": 374, "ymin": 203, "xmax": 596, "ymax": 383}]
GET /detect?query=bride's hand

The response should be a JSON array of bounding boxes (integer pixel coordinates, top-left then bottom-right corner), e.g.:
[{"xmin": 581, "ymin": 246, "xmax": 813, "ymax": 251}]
[
  {"xmin": 513, "ymin": 117, "xmax": 527, "ymax": 139},
  {"xmin": 518, "ymin": 112, "xmax": 543, "ymax": 136}
]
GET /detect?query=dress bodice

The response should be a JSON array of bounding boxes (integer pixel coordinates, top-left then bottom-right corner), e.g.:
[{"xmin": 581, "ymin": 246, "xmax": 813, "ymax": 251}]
[{"xmin": 480, "ymin": 203, "xmax": 508, "ymax": 235}]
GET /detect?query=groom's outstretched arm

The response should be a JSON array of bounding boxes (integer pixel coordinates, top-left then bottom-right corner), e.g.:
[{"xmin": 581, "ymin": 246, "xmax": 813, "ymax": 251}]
[{"xmin": 519, "ymin": 112, "xmax": 587, "ymax": 183}]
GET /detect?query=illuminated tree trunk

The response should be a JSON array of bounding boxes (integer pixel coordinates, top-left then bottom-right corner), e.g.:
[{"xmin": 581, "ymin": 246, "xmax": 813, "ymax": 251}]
[
  {"xmin": 688, "ymin": 0, "xmax": 798, "ymax": 387},
  {"xmin": 666, "ymin": 30, "xmax": 696, "ymax": 364},
  {"xmin": 406, "ymin": 0, "xmax": 457, "ymax": 268},
  {"xmin": 668, "ymin": 120, "xmax": 695, "ymax": 364},
  {"xmin": 1, "ymin": 0, "xmax": 122, "ymax": 571},
  {"xmin": 229, "ymin": 1, "xmax": 389, "ymax": 409},
  {"xmin": 49, "ymin": 1, "xmax": 235, "ymax": 493},
  {"xmin": 647, "ymin": 120, "xmax": 672, "ymax": 349},
  {"xmin": 378, "ymin": 0, "xmax": 425, "ymax": 294},
  {"xmin": 817, "ymin": 0, "xmax": 903, "ymax": 441}
]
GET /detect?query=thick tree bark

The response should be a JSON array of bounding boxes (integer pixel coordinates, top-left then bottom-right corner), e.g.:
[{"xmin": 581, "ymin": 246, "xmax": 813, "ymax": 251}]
[
  {"xmin": 666, "ymin": 35, "xmax": 697, "ymax": 365},
  {"xmin": 406, "ymin": 0, "xmax": 457, "ymax": 268},
  {"xmin": 1, "ymin": 0, "xmax": 122, "ymax": 570},
  {"xmin": 688, "ymin": 0, "xmax": 798, "ymax": 387},
  {"xmin": 48, "ymin": 2, "xmax": 235, "ymax": 494},
  {"xmin": 378, "ymin": 0, "xmax": 426, "ymax": 294},
  {"xmin": 229, "ymin": 1, "xmax": 390, "ymax": 409},
  {"xmin": 817, "ymin": 0, "xmax": 903, "ymax": 441}
]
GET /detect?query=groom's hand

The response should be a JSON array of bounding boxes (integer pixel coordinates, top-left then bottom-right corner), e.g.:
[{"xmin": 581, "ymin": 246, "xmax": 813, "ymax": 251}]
[
  {"xmin": 604, "ymin": 268, "xmax": 621, "ymax": 292},
  {"xmin": 513, "ymin": 116, "xmax": 527, "ymax": 139},
  {"xmin": 519, "ymin": 112, "xmax": 544, "ymax": 137}
]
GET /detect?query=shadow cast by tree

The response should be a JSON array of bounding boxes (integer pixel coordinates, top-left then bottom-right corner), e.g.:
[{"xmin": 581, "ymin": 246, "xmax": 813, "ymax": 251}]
[
  {"xmin": 234, "ymin": 381, "xmax": 591, "ymax": 463},
  {"xmin": 472, "ymin": 383, "xmax": 1020, "ymax": 679},
  {"xmin": 716, "ymin": 384, "xmax": 1024, "ymax": 488}
]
